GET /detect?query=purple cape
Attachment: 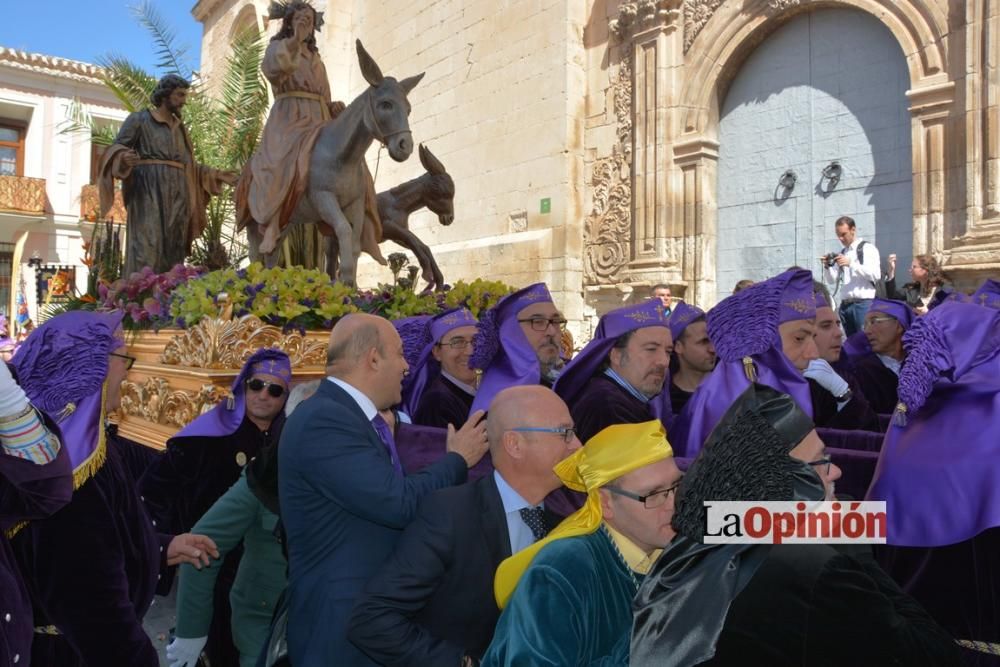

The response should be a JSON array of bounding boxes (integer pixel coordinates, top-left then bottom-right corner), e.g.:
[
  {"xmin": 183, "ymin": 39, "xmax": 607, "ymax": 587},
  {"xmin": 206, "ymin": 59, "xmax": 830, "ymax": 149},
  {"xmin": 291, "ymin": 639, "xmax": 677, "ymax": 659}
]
[
  {"xmin": 553, "ymin": 299, "xmax": 672, "ymax": 429},
  {"xmin": 395, "ymin": 307, "xmax": 477, "ymax": 417},
  {"xmin": 670, "ymin": 269, "xmax": 816, "ymax": 458},
  {"xmin": 172, "ymin": 348, "xmax": 291, "ymax": 440},
  {"xmin": 867, "ymin": 301, "xmax": 1000, "ymax": 546},
  {"xmin": 470, "ymin": 283, "xmax": 554, "ymax": 414}
]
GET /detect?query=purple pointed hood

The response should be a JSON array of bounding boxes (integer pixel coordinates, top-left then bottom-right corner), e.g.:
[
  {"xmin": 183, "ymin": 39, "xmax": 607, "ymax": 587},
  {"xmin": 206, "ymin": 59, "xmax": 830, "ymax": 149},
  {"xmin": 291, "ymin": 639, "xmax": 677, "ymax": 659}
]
[
  {"xmin": 868, "ymin": 298, "xmax": 915, "ymax": 331},
  {"xmin": 170, "ymin": 348, "xmax": 291, "ymax": 441},
  {"xmin": 553, "ymin": 299, "xmax": 672, "ymax": 426},
  {"xmin": 12, "ymin": 310, "xmax": 124, "ymax": 482},
  {"xmin": 867, "ymin": 300, "xmax": 1000, "ymax": 546},
  {"xmin": 469, "ymin": 283, "xmax": 555, "ymax": 414},
  {"xmin": 669, "ymin": 269, "xmax": 816, "ymax": 457},
  {"xmin": 395, "ymin": 308, "xmax": 477, "ymax": 415},
  {"xmin": 667, "ymin": 302, "xmax": 705, "ymax": 343}
]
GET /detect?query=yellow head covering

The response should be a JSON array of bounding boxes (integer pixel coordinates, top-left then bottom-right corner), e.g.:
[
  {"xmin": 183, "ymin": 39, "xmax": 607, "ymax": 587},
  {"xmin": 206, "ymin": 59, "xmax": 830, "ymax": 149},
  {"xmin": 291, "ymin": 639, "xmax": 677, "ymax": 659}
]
[{"xmin": 493, "ymin": 419, "xmax": 673, "ymax": 608}]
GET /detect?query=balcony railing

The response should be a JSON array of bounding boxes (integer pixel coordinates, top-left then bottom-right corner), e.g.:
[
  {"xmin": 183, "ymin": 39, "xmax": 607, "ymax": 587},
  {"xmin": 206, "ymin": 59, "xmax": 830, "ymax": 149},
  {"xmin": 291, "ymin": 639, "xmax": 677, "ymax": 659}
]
[
  {"xmin": 0, "ymin": 175, "xmax": 47, "ymax": 215},
  {"xmin": 80, "ymin": 183, "xmax": 127, "ymax": 223}
]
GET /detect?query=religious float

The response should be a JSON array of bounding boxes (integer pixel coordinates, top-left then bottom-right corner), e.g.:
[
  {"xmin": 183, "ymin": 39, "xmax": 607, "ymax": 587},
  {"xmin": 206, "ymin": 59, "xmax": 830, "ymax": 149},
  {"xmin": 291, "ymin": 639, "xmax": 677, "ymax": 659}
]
[{"xmin": 91, "ymin": 260, "xmax": 513, "ymax": 449}]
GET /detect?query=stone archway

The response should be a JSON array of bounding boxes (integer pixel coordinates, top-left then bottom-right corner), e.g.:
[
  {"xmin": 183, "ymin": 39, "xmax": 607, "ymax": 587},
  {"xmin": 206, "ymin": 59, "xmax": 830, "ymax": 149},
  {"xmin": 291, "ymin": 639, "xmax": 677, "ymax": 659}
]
[
  {"xmin": 715, "ymin": 7, "xmax": 914, "ymax": 290},
  {"xmin": 669, "ymin": 0, "xmax": 953, "ymax": 305}
]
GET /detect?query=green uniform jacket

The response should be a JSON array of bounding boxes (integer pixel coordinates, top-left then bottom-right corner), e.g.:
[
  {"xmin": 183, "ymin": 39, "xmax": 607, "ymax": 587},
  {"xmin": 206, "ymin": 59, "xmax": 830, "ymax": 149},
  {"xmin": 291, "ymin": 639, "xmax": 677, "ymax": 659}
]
[{"xmin": 176, "ymin": 470, "xmax": 286, "ymax": 667}]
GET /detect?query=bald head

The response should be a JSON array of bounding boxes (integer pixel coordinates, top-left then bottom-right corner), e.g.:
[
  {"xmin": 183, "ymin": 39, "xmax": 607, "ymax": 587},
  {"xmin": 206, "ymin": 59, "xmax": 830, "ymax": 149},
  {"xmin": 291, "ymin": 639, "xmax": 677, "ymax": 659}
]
[
  {"xmin": 486, "ymin": 385, "xmax": 581, "ymax": 504},
  {"xmin": 327, "ymin": 314, "xmax": 388, "ymax": 367},
  {"xmin": 326, "ymin": 313, "xmax": 409, "ymax": 410}
]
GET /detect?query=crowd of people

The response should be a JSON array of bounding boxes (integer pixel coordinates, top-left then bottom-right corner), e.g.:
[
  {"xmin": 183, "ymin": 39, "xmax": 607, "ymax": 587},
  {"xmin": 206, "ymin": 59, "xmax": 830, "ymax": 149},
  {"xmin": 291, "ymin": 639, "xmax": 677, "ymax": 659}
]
[{"xmin": 0, "ymin": 213, "xmax": 996, "ymax": 667}]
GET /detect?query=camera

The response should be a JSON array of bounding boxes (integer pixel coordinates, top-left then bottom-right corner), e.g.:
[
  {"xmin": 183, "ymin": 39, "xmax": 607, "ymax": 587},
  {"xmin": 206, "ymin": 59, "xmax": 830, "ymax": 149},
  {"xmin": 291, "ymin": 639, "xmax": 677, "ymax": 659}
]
[{"xmin": 822, "ymin": 252, "xmax": 841, "ymax": 268}]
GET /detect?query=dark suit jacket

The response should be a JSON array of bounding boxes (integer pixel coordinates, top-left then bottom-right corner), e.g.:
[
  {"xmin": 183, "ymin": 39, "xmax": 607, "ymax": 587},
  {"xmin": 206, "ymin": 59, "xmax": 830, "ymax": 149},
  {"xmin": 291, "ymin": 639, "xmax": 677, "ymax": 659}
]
[
  {"xmin": 347, "ymin": 473, "xmax": 512, "ymax": 666},
  {"xmin": 278, "ymin": 379, "xmax": 467, "ymax": 667}
]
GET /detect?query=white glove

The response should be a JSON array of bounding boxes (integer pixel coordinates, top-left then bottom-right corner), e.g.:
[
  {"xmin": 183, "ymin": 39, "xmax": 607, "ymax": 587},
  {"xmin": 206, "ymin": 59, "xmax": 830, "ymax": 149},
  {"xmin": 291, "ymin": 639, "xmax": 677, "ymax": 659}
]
[
  {"xmin": 804, "ymin": 359, "xmax": 849, "ymax": 399},
  {"xmin": 0, "ymin": 361, "xmax": 29, "ymax": 419},
  {"xmin": 166, "ymin": 636, "xmax": 208, "ymax": 667}
]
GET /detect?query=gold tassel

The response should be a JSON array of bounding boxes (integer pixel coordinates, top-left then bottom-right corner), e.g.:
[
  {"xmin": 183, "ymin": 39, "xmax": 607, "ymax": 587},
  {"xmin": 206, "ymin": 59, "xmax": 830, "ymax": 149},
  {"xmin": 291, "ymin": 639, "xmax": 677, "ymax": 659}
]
[
  {"xmin": 474, "ymin": 368, "xmax": 483, "ymax": 391},
  {"xmin": 742, "ymin": 356, "xmax": 758, "ymax": 382},
  {"xmin": 893, "ymin": 402, "xmax": 908, "ymax": 427},
  {"xmin": 55, "ymin": 401, "xmax": 76, "ymax": 423}
]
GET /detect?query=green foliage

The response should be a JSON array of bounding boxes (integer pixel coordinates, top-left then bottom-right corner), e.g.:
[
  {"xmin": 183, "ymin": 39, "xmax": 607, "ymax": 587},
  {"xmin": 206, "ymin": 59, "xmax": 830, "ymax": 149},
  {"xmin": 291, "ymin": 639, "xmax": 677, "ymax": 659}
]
[{"xmin": 170, "ymin": 264, "xmax": 516, "ymax": 331}]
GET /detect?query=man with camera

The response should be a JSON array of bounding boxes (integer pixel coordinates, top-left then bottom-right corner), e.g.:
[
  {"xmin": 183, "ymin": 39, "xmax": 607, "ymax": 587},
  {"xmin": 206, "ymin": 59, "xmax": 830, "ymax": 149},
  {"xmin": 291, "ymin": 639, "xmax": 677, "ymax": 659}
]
[{"xmin": 821, "ymin": 216, "xmax": 882, "ymax": 337}]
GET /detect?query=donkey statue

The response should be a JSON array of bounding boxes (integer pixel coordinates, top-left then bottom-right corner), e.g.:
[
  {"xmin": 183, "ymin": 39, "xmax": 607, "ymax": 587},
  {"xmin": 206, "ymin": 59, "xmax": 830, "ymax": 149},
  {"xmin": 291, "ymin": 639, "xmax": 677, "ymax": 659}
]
[
  {"xmin": 245, "ymin": 40, "xmax": 424, "ymax": 287},
  {"xmin": 326, "ymin": 144, "xmax": 455, "ymax": 291}
]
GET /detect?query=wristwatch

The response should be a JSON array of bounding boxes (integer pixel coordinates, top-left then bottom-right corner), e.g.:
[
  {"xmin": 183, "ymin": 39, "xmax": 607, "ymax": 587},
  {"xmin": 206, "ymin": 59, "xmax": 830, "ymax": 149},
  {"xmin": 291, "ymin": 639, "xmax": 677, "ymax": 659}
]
[{"xmin": 835, "ymin": 388, "xmax": 853, "ymax": 403}]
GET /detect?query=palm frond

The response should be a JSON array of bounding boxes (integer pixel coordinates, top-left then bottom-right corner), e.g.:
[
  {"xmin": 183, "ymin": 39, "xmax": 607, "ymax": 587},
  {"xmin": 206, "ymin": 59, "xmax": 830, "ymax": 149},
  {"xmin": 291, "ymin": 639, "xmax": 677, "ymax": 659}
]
[
  {"xmin": 97, "ymin": 54, "xmax": 157, "ymax": 112},
  {"xmin": 129, "ymin": 0, "xmax": 191, "ymax": 78},
  {"xmin": 217, "ymin": 27, "xmax": 269, "ymax": 166}
]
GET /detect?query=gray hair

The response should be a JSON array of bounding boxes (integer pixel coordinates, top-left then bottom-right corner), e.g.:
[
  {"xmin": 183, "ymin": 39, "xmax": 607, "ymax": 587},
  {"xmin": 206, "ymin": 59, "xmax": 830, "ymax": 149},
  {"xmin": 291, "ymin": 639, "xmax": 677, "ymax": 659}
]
[{"xmin": 285, "ymin": 379, "xmax": 321, "ymax": 416}]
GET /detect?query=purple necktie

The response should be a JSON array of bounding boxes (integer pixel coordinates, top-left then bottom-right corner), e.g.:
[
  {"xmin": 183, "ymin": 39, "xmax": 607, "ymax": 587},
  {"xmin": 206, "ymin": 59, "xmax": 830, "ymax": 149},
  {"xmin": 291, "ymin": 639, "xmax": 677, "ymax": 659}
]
[{"xmin": 371, "ymin": 414, "xmax": 403, "ymax": 476}]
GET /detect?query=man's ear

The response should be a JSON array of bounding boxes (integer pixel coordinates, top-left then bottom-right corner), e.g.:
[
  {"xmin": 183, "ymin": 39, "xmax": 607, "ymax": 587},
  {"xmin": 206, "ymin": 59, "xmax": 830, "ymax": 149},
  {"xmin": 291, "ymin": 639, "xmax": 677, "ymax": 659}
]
[
  {"xmin": 608, "ymin": 347, "xmax": 622, "ymax": 369},
  {"xmin": 503, "ymin": 431, "xmax": 522, "ymax": 460},
  {"xmin": 431, "ymin": 344, "xmax": 443, "ymax": 363},
  {"xmin": 598, "ymin": 488, "xmax": 614, "ymax": 520}
]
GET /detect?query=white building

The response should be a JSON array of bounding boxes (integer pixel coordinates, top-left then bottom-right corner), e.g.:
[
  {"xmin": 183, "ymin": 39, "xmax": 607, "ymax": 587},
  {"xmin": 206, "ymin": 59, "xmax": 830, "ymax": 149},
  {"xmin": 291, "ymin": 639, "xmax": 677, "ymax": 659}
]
[{"xmin": 0, "ymin": 47, "xmax": 127, "ymax": 329}]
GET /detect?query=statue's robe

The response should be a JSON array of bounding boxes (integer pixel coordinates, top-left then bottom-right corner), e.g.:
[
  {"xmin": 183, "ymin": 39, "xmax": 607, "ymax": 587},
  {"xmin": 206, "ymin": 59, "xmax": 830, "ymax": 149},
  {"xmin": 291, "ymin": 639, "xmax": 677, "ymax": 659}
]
[{"xmin": 99, "ymin": 107, "xmax": 228, "ymax": 274}]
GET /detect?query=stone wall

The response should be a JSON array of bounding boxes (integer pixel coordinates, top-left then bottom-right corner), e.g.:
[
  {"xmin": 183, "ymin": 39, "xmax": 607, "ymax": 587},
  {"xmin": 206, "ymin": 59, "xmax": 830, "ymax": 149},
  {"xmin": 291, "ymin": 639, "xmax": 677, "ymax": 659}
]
[{"xmin": 194, "ymin": 0, "xmax": 1000, "ymax": 338}]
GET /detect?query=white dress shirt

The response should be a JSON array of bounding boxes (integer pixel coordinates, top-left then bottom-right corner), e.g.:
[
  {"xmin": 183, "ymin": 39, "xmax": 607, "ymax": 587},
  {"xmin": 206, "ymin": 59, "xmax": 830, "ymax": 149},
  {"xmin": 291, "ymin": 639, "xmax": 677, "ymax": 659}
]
[
  {"xmin": 824, "ymin": 237, "xmax": 881, "ymax": 301},
  {"xmin": 327, "ymin": 376, "xmax": 378, "ymax": 420},
  {"xmin": 494, "ymin": 470, "xmax": 542, "ymax": 555},
  {"xmin": 876, "ymin": 354, "xmax": 902, "ymax": 376}
]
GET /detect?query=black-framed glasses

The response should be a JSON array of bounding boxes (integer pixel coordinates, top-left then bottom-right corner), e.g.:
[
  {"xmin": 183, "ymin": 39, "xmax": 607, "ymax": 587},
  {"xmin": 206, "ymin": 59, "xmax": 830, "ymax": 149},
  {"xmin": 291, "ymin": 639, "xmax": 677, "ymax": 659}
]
[
  {"xmin": 110, "ymin": 352, "xmax": 136, "ymax": 370},
  {"xmin": 862, "ymin": 316, "xmax": 897, "ymax": 329},
  {"xmin": 606, "ymin": 480, "xmax": 683, "ymax": 509},
  {"xmin": 436, "ymin": 337, "xmax": 474, "ymax": 350},
  {"xmin": 509, "ymin": 426, "xmax": 576, "ymax": 444},
  {"xmin": 517, "ymin": 317, "xmax": 568, "ymax": 332},
  {"xmin": 247, "ymin": 378, "xmax": 286, "ymax": 398},
  {"xmin": 807, "ymin": 456, "xmax": 833, "ymax": 475}
]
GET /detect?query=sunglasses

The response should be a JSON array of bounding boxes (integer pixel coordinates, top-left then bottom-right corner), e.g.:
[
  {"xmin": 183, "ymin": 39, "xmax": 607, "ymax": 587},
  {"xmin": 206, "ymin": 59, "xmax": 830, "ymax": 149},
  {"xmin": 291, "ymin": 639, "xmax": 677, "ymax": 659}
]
[{"xmin": 247, "ymin": 378, "xmax": 286, "ymax": 398}]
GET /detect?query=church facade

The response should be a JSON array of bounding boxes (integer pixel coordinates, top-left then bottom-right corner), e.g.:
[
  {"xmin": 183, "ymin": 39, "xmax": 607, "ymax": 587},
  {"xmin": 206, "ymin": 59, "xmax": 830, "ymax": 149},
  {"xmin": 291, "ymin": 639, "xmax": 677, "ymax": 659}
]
[{"xmin": 193, "ymin": 0, "xmax": 1000, "ymax": 336}]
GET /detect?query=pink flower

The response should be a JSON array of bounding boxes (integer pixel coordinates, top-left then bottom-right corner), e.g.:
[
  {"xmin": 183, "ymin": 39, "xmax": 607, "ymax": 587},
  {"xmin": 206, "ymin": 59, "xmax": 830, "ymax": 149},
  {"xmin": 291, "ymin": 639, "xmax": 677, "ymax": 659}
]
[{"xmin": 143, "ymin": 298, "xmax": 162, "ymax": 318}]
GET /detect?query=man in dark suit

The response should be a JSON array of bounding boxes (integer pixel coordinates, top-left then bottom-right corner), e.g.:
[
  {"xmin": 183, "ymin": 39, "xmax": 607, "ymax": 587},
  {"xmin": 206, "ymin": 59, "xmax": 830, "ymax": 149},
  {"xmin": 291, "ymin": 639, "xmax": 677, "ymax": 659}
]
[
  {"xmin": 279, "ymin": 313, "xmax": 489, "ymax": 667},
  {"xmin": 347, "ymin": 385, "xmax": 580, "ymax": 666}
]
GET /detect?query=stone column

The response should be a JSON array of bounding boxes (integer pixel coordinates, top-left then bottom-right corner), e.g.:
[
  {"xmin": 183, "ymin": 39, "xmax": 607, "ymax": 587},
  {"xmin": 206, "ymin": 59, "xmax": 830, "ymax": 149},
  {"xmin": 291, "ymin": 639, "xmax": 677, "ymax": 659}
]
[{"xmin": 672, "ymin": 137, "xmax": 718, "ymax": 306}]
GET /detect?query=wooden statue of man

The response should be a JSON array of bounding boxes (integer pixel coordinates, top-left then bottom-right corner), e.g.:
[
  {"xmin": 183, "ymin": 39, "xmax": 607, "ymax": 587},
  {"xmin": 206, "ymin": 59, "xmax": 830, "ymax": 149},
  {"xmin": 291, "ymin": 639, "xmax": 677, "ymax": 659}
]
[{"xmin": 98, "ymin": 74, "xmax": 237, "ymax": 275}]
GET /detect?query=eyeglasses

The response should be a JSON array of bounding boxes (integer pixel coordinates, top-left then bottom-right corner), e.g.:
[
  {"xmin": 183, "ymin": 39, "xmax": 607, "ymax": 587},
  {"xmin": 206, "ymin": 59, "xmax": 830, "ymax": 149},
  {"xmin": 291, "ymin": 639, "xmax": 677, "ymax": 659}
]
[
  {"xmin": 517, "ymin": 317, "xmax": 568, "ymax": 332},
  {"xmin": 247, "ymin": 378, "xmax": 286, "ymax": 398},
  {"xmin": 605, "ymin": 480, "xmax": 683, "ymax": 509},
  {"xmin": 436, "ymin": 337, "xmax": 474, "ymax": 350},
  {"xmin": 110, "ymin": 352, "xmax": 136, "ymax": 370},
  {"xmin": 807, "ymin": 456, "xmax": 833, "ymax": 476},
  {"xmin": 862, "ymin": 316, "xmax": 897, "ymax": 329},
  {"xmin": 509, "ymin": 426, "xmax": 576, "ymax": 444}
]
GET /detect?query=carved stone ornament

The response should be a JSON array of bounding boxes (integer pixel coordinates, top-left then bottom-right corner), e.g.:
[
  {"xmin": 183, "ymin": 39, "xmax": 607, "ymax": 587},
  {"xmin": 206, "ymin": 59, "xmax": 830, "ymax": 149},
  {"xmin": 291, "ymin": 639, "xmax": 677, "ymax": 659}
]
[
  {"xmin": 683, "ymin": 0, "xmax": 724, "ymax": 53},
  {"xmin": 161, "ymin": 314, "xmax": 327, "ymax": 368},
  {"xmin": 610, "ymin": 0, "xmax": 681, "ymax": 40},
  {"xmin": 584, "ymin": 56, "xmax": 633, "ymax": 285},
  {"xmin": 120, "ymin": 378, "xmax": 227, "ymax": 427}
]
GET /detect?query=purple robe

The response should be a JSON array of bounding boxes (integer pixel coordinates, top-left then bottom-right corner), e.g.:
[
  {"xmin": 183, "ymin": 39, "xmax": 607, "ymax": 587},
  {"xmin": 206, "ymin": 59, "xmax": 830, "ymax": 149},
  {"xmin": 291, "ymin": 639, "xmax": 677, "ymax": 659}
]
[
  {"xmin": 570, "ymin": 375, "xmax": 653, "ymax": 445},
  {"xmin": 0, "ymin": 421, "xmax": 72, "ymax": 667},
  {"xmin": 412, "ymin": 375, "xmax": 474, "ymax": 429},
  {"xmin": 11, "ymin": 430, "xmax": 171, "ymax": 667},
  {"xmin": 851, "ymin": 353, "xmax": 900, "ymax": 415}
]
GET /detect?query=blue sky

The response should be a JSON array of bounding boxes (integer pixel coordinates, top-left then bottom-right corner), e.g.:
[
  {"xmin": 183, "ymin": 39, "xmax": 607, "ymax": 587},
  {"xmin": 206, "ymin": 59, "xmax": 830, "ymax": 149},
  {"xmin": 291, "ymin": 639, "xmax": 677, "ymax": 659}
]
[{"xmin": 0, "ymin": 1, "xmax": 203, "ymax": 76}]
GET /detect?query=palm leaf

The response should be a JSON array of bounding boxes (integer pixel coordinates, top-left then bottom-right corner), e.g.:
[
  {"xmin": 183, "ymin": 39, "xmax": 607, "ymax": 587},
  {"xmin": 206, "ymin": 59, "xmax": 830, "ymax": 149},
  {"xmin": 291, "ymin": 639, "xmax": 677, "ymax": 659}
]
[
  {"xmin": 129, "ymin": 0, "xmax": 191, "ymax": 78},
  {"xmin": 58, "ymin": 100, "xmax": 119, "ymax": 146},
  {"xmin": 97, "ymin": 54, "xmax": 157, "ymax": 112}
]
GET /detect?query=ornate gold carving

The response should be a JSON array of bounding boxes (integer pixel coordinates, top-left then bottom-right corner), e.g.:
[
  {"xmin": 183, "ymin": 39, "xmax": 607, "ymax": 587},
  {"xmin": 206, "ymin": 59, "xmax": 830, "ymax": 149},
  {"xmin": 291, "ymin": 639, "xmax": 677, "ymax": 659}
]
[
  {"xmin": 610, "ymin": 0, "xmax": 681, "ymax": 40},
  {"xmin": 585, "ymin": 56, "xmax": 633, "ymax": 285},
  {"xmin": 161, "ymin": 315, "xmax": 327, "ymax": 368},
  {"xmin": 683, "ymin": 0, "xmax": 724, "ymax": 53},
  {"xmin": 0, "ymin": 176, "xmax": 46, "ymax": 215},
  {"xmin": 120, "ymin": 377, "xmax": 227, "ymax": 428}
]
